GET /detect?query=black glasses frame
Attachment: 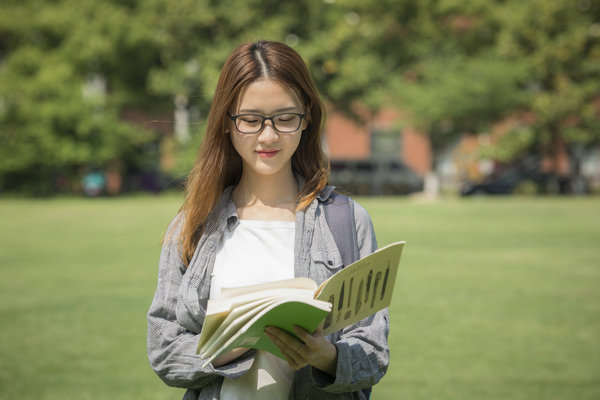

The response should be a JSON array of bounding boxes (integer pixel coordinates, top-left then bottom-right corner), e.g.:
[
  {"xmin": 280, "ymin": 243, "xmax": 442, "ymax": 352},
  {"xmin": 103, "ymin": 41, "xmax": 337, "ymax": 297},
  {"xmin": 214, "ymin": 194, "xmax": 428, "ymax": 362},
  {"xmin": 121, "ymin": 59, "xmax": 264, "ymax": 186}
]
[{"xmin": 227, "ymin": 112, "xmax": 305, "ymax": 134}]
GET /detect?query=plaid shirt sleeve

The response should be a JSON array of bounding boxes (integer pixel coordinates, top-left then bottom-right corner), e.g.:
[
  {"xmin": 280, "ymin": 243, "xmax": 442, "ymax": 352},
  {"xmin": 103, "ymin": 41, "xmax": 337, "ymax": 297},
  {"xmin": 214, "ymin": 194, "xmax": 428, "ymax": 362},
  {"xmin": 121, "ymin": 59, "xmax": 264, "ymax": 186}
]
[{"xmin": 146, "ymin": 216, "xmax": 254, "ymax": 390}]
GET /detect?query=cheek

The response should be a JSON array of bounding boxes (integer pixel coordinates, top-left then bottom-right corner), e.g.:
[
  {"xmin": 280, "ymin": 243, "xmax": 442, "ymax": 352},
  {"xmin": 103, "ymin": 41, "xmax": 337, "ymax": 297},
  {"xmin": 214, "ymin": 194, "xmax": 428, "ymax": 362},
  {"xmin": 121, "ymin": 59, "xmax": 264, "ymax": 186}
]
[
  {"xmin": 289, "ymin": 134, "xmax": 302, "ymax": 154},
  {"xmin": 229, "ymin": 132, "xmax": 246, "ymax": 155}
]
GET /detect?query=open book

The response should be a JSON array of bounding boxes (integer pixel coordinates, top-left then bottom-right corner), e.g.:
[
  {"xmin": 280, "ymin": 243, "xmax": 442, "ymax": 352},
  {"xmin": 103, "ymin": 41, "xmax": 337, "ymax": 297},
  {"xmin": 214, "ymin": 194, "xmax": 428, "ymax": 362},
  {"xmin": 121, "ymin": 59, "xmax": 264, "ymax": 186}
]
[{"xmin": 196, "ymin": 241, "xmax": 405, "ymax": 367}]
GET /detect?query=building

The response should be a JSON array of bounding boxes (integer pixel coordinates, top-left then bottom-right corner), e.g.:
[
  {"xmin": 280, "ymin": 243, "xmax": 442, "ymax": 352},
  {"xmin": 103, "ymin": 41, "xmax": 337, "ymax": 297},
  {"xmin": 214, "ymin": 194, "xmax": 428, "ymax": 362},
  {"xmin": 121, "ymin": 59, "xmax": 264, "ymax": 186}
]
[{"xmin": 324, "ymin": 106, "xmax": 428, "ymax": 195}]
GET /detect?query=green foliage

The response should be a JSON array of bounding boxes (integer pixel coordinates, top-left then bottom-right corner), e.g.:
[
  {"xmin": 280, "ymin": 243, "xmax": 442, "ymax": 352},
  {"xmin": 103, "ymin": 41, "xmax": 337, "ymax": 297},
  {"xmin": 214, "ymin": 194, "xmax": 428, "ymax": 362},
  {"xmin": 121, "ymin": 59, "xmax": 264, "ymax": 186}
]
[
  {"xmin": 0, "ymin": 0, "xmax": 598, "ymax": 193},
  {"xmin": 0, "ymin": 0, "xmax": 161, "ymax": 194},
  {"xmin": 386, "ymin": 0, "xmax": 600, "ymax": 162},
  {"xmin": 496, "ymin": 0, "xmax": 600, "ymax": 148},
  {"xmin": 0, "ymin": 0, "xmax": 401, "ymax": 193},
  {"xmin": 479, "ymin": 126, "xmax": 536, "ymax": 163},
  {"xmin": 394, "ymin": 54, "xmax": 530, "ymax": 154}
]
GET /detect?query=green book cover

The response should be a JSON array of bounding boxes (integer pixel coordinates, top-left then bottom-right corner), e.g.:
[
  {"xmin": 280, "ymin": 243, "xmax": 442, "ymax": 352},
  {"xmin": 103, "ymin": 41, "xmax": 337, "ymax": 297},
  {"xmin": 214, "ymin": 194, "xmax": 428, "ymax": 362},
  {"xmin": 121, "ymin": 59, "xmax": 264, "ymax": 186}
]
[{"xmin": 201, "ymin": 299, "xmax": 331, "ymax": 367}]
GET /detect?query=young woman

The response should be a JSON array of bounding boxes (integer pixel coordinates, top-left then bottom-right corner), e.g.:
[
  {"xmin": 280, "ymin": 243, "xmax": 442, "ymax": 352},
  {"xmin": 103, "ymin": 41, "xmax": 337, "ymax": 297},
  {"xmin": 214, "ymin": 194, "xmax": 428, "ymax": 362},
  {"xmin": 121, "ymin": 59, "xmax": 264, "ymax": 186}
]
[{"xmin": 147, "ymin": 40, "xmax": 389, "ymax": 399}]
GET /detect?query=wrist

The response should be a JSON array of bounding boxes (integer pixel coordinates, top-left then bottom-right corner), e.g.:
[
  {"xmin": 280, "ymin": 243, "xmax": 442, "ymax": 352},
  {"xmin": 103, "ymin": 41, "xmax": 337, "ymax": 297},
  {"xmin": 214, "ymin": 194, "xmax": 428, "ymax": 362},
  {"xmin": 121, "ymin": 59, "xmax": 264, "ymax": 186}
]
[{"xmin": 313, "ymin": 342, "xmax": 338, "ymax": 377}]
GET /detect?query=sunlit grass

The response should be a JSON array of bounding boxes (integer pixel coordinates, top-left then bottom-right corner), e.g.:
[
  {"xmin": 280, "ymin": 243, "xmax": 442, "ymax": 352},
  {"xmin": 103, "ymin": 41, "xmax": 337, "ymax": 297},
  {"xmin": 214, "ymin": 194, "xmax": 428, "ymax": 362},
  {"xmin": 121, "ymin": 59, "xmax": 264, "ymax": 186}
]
[
  {"xmin": 1, "ymin": 195, "xmax": 599, "ymax": 399},
  {"xmin": 362, "ymin": 196, "xmax": 600, "ymax": 400}
]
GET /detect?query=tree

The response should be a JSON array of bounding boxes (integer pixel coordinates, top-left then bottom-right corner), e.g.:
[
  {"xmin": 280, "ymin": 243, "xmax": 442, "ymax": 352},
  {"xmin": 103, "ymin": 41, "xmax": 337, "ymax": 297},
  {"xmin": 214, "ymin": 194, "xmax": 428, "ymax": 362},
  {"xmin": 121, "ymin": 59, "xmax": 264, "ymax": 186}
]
[
  {"xmin": 2, "ymin": 0, "xmax": 597, "ymax": 195},
  {"xmin": 0, "ymin": 0, "xmax": 164, "ymax": 194},
  {"xmin": 3, "ymin": 0, "xmax": 386, "ymax": 192},
  {"xmin": 491, "ymin": 0, "xmax": 600, "ymax": 192},
  {"xmin": 377, "ymin": 0, "xmax": 600, "ymax": 194}
]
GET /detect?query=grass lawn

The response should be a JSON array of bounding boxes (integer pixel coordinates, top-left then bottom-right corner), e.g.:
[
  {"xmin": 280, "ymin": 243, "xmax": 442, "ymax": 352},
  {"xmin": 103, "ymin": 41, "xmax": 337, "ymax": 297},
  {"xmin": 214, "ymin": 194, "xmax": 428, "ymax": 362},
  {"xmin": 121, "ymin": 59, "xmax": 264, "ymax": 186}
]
[{"xmin": 0, "ymin": 195, "xmax": 598, "ymax": 399}]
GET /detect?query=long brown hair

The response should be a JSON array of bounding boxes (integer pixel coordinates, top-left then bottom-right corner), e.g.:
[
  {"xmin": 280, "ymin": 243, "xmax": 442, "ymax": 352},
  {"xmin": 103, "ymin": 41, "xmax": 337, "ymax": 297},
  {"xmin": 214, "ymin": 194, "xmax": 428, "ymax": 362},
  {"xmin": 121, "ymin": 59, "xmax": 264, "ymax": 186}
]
[{"xmin": 174, "ymin": 40, "xmax": 329, "ymax": 266}]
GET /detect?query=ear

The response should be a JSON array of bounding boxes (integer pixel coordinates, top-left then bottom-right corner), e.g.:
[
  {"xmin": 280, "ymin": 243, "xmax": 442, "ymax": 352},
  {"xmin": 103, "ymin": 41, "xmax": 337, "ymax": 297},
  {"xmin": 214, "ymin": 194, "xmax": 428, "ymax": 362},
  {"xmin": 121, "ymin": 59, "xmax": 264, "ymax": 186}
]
[{"xmin": 302, "ymin": 110, "xmax": 311, "ymax": 131}]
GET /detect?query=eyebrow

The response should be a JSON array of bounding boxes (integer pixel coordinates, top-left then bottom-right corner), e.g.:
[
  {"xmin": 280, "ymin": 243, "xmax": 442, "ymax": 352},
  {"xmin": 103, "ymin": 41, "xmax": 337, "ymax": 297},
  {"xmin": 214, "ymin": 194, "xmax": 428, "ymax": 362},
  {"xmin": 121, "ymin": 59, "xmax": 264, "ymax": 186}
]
[{"xmin": 237, "ymin": 106, "xmax": 300, "ymax": 114}]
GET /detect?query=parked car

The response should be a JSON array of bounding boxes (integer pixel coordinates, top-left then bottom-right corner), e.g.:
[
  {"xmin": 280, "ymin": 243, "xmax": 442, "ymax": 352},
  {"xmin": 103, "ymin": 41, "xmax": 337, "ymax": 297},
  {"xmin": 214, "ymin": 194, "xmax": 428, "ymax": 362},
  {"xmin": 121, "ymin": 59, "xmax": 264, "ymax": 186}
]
[
  {"xmin": 329, "ymin": 159, "xmax": 424, "ymax": 195},
  {"xmin": 460, "ymin": 158, "xmax": 571, "ymax": 195}
]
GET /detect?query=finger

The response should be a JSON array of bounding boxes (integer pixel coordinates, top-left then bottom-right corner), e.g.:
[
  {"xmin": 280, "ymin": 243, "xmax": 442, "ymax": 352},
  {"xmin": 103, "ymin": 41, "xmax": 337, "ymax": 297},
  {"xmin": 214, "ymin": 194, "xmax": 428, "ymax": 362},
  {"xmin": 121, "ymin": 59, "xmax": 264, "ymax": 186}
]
[
  {"xmin": 265, "ymin": 327, "xmax": 303, "ymax": 359},
  {"xmin": 315, "ymin": 320, "xmax": 325, "ymax": 333},
  {"xmin": 266, "ymin": 330, "xmax": 307, "ymax": 369},
  {"xmin": 264, "ymin": 328, "xmax": 286, "ymax": 348},
  {"xmin": 292, "ymin": 325, "xmax": 315, "ymax": 342},
  {"xmin": 293, "ymin": 325, "xmax": 321, "ymax": 348},
  {"xmin": 279, "ymin": 346, "xmax": 306, "ymax": 369},
  {"xmin": 266, "ymin": 326, "xmax": 304, "ymax": 350}
]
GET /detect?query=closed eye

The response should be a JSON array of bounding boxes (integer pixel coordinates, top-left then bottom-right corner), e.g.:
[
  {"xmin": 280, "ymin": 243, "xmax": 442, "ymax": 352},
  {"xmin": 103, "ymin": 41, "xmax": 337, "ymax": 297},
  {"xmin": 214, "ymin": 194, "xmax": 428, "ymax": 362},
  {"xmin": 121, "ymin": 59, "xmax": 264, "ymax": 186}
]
[
  {"xmin": 275, "ymin": 114, "xmax": 295, "ymax": 122},
  {"xmin": 240, "ymin": 116, "xmax": 261, "ymax": 123}
]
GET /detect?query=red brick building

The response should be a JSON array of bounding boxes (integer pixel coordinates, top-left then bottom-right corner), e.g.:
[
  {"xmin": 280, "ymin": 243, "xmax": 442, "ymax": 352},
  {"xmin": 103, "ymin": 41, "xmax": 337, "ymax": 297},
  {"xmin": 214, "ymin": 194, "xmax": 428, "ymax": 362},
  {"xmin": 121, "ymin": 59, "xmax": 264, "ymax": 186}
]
[
  {"xmin": 324, "ymin": 107, "xmax": 431, "ymax": 176},
  {"xmin": 322, "ymin": 107, "xmax": 430, "ymax": 194}
]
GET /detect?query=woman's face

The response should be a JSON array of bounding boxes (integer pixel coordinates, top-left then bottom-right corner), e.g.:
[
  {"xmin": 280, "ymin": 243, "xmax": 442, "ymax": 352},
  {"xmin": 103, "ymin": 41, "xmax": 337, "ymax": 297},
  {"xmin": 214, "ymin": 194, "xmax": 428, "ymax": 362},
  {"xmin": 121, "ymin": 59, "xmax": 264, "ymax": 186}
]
[{"xmin": 229, "ymin": 78, "xmax": 307, "ymax": 180}]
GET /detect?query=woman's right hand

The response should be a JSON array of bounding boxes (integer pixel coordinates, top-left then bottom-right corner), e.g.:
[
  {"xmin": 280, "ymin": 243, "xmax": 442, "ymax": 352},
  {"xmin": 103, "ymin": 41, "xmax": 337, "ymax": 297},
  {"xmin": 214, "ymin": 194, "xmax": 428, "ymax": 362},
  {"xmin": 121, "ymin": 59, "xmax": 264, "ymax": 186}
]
[{"xmin": 210, "ymin": 347, "xmax": 251, "ymax": 368}]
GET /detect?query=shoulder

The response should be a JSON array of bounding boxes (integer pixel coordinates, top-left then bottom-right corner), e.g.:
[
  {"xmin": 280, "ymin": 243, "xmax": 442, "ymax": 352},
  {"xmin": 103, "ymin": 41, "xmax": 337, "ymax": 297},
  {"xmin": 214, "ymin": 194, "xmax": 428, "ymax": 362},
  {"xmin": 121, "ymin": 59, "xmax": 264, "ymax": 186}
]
[
  {"xmin": 318, "ymin": 187, "xmax": 373, "ymax": 225},
  {"xmin": 348, "ymin": 197, "xmax": 372, "ymax": 225},
  {"xmin": 318, "ymin": 187, "xmax": 377, "ymax": 252},
  {"xmin": 164, "ymin": 212, "xmax": 185, "ymax": 244},
  {"xmin": 347, "ymin": 197, "xmax": 376, "ymax": 247}
]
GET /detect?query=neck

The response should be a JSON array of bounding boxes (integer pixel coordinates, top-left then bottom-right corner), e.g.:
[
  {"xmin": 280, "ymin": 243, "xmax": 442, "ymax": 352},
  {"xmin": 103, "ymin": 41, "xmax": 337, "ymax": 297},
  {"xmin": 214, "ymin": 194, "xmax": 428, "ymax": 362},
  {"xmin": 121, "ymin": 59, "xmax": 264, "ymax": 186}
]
[{"xmin": 233, "ymin": 168, "xmax": 299, "ymax": 208}]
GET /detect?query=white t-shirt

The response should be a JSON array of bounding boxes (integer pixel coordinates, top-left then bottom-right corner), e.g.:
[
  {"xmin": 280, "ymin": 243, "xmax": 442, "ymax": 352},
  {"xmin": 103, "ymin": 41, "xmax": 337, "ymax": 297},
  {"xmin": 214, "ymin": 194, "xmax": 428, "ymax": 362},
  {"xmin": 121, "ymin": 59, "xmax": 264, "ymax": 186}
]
[{"xmin": 210, "ymin": 219, "xmax": 296, "ymax": 399}]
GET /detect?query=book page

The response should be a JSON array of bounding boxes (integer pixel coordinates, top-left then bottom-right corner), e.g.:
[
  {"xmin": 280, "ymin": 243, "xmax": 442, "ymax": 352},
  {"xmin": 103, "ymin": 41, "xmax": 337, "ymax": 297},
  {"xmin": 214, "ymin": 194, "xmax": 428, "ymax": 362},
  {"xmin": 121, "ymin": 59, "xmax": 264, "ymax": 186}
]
[
  {"xmin": 205, "ymin": 286, "xmax": 316, "ymax": 316},
  {"xmin": 196, "ymin": 308, "xmax": 229, "ymax": 351},
  {"xmin": 197, "ymin": 297, "xmax": 276, "ymax": 353},
  {"xmin": 201, "ymin": 297, "xmax": 332, "ymax": 367},
  {"xmin": 220, "ymin": 277, "xmax": 317, "ymax": 298},
  {"xmin": 199, "ymin": 298, "xmax": 282, "ymax": 355},
  {"xmin": 316, "ymin": 241, "xmax": 405, "ymax": 335}
]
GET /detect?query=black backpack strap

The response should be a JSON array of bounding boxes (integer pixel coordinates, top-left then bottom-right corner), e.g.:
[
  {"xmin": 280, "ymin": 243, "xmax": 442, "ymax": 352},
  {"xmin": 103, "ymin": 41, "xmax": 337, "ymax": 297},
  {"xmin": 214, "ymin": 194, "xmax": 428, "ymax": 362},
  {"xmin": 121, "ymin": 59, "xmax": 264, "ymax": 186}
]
[{"xmin": 322, "ymin": 193, "xmax": 359, "ymax": 267}]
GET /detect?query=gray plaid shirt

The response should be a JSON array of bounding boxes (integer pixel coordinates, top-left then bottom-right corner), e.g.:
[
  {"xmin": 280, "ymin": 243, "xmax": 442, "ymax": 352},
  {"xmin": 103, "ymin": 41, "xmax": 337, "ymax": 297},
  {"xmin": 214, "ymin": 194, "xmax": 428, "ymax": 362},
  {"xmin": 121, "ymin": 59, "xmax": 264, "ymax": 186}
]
[{"xmin": 147, "ymin": 186, "xmax": 390, "ymax": 399}]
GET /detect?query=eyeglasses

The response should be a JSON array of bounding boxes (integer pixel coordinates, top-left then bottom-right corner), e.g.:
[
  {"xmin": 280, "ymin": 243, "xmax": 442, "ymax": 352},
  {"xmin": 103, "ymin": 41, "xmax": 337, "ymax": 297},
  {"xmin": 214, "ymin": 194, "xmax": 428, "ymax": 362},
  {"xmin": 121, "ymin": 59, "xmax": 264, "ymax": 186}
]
[{"xmin": 228, "ymin": 112, "xmax": 305, "ymax": 134}]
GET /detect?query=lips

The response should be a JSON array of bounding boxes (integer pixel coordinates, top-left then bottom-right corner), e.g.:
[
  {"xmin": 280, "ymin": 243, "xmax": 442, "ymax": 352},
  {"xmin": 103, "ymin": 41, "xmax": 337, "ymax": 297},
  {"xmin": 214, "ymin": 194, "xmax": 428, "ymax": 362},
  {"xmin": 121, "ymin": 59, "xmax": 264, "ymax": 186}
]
[{"xmin": 256, "ymin": 149, "xmax": 279, "ymax": 159}]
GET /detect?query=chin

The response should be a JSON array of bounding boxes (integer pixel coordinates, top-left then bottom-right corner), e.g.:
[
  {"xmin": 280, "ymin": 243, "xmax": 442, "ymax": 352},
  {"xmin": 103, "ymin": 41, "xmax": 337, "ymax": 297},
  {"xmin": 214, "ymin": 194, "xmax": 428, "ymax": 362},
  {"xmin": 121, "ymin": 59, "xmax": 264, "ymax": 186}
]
[
  {"xmin": 251, "ymin": 162, "xmax": 289, "ymax": 178},
  {"xmin": 255, "ymin": 168, "xmax": 285, "ymax": 177}
]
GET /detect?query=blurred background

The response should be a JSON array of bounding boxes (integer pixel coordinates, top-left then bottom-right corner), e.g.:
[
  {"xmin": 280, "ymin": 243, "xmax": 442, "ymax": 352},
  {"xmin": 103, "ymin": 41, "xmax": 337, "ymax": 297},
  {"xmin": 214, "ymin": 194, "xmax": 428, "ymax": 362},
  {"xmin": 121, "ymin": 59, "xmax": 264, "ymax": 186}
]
[
  {"xmin": 1, "ymin": 0, "xmax": 599, "ymax": 198},
  {"xmin": 1, "ymin": 1, "xmax": 600, "ymax": 400}
]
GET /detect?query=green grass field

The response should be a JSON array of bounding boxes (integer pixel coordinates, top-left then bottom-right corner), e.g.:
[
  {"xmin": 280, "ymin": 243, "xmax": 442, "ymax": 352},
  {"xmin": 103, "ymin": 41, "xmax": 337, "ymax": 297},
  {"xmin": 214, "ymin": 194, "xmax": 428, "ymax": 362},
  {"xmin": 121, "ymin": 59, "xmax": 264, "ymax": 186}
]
[{"xmin": 1, "ymin": 195, "xmax": 598, "ymax": 399}]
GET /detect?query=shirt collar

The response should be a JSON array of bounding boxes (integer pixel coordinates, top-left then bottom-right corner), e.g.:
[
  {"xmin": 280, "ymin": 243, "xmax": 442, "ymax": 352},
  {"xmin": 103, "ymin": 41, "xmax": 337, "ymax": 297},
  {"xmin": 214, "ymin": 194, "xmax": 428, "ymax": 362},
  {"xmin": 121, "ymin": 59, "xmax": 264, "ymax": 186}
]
[
  {"xmin": 295, "ymin": 173, "xmax": 336, "ymax": 203},
  {"xmin": 317, "ymin": 185, "xmax": 335, "ymax": 202},
  {"xmin": 211, "ymin": 185, "xmax": 238, "ymax": 232}
]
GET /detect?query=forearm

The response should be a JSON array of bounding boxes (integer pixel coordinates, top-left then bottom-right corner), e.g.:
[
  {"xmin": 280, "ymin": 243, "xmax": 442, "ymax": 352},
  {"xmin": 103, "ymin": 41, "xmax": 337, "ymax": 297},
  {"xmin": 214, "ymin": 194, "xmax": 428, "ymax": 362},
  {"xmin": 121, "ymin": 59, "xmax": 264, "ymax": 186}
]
[
  {"xmin": 318, "ymin": 310, "xmax": 390, "ymax": 392},
  {"xmin": 148, "ymin": 300, "xmax": 255, "ymax": 388}
]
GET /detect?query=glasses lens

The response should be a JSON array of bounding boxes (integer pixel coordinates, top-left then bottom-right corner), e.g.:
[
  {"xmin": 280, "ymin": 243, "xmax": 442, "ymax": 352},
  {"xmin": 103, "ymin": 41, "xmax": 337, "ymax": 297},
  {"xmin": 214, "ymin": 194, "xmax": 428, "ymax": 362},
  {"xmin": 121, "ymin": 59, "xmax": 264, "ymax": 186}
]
[
  {"xmin": 273, "ymin": 114, "xmax": 301, "ymax": 132},
  {"xmin": 236, "ymin": 115, "xmax": 263, "ymax": 133}
]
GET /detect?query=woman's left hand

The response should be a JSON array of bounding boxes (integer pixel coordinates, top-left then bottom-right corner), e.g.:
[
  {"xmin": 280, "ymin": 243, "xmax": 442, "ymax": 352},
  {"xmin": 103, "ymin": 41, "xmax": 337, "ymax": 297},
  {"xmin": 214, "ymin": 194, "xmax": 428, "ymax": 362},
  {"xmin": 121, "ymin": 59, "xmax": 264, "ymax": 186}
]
[{"xmin": 265, "ymin": 324, "xmax": 338, "ymax": 377}]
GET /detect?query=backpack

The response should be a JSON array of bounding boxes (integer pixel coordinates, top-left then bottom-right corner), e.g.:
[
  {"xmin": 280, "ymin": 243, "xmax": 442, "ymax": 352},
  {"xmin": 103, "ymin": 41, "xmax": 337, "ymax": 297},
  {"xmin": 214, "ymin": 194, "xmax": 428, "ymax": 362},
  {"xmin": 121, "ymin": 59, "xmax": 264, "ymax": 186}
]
[
  {"xmin": 322, "ymin": 192, "xmax": 372, "ymax": 400},
  {"xmin": 323, "ymin": 192, "xmax": 359, "ymax": 267}
]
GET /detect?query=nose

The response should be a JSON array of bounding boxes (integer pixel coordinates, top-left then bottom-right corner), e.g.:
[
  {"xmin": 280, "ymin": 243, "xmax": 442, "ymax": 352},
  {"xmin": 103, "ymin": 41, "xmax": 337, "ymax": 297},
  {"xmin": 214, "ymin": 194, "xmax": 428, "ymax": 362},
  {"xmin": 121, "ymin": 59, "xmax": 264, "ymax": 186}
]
[{"xmin": 258, "ymin": 120, "xmax": 278, "ymax": 142}]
